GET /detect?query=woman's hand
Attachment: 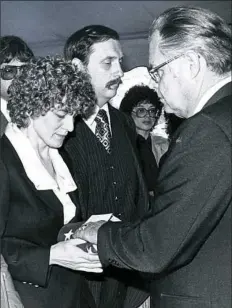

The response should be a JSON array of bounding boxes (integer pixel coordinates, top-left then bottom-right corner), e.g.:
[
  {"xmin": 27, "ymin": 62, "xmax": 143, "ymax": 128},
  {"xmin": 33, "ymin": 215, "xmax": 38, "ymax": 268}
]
[{"xmin": 49, "ymin": 238, "xmax": 103, "ymax": 273}]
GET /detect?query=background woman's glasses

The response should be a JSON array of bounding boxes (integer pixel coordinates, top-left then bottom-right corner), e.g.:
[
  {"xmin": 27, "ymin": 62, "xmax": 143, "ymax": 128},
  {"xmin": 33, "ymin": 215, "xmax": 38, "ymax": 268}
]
[{"xmin": 132, "ymin": 107, "xmax": 158, "ymax": 118}]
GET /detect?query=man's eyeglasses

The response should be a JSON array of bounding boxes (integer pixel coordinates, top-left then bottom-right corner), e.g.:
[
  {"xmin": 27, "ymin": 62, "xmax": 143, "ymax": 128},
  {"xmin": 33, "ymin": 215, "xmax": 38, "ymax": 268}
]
[
  {"xmin": 0, "ymin": 65, "xmax": 25, "ymax": 80},
  {"xmin": 132, "ymin": 107, "xmax": 158, "ymax": 118},
  {"xmin": 148, "ymin": 54, "xmax": 184, "ymax": 83}
]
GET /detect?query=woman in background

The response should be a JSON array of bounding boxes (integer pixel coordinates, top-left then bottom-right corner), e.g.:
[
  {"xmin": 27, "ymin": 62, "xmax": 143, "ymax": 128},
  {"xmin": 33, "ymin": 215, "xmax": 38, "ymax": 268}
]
[
  {"xmin": 0, "ymin": 55, "xmax": 101, "ymax": 308},
  {"xmin": 120, "ymin": 85, "xmax": 165, "ymax": 195}
]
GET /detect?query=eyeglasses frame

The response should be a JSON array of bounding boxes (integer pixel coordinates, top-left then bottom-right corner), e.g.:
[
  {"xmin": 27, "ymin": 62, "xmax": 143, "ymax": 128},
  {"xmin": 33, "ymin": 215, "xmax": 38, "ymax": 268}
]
[
  {"xmin": 148, "ymin": 53, "xmax": 185, "ymax": 83},
  {"xmin": 132, "ymin": 107, "xmax": 159, "ymax": 119},
  {"xmin": 0, "ymin": 65, "xmax": 25, "ymax": 80}
]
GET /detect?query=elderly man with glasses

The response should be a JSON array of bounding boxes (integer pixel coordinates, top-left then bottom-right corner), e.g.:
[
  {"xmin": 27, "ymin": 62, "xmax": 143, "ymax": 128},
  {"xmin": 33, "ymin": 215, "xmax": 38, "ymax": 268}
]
[
  {"xmin": 72, "ymin": 6, "xmax": 231, "ymax": 308},
  {"xmin": 0, "ymin": 35, "xmax": 34, "ymax": 136}
]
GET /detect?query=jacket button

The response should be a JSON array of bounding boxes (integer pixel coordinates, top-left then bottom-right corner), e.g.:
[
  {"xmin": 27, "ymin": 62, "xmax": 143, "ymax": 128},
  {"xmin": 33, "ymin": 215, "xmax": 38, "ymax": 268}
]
[{"xmin": 34, "ymin": 285, "xmax": 39, "ymax": 288}]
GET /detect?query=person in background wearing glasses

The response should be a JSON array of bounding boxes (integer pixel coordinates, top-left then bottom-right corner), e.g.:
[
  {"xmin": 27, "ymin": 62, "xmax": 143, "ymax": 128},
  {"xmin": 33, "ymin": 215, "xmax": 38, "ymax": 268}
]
[
  {"xmin": 71, "ymin": 6, "xmax": 231, "ymax": 308},
  {"xmin": 120, "ymin": 85, "xmax": 165, "ymax": 195},
  {"xmin": 0, "ymin": 35, "xmax": 34, "ymax": 137}
]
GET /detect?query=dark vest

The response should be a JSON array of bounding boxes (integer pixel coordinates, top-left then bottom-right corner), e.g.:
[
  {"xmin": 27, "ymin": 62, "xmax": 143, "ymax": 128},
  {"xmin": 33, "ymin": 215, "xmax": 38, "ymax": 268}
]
[{"xmin": 64, "ymin": 109, "xmax": 144, "ymax": 223}]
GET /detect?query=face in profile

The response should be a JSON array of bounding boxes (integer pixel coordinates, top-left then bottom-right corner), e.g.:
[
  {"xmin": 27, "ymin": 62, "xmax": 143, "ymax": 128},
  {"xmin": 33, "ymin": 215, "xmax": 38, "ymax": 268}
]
[
  {"xmin": 131, "ymin": 101, "xmax": 158, "ymax": 133},
  {"xmin": 28, "ymin": 108, "xmax": 75, "ymax": 149},
  {"xmin": 149, "ymin": 32, "xmax": 190, "ymax": 118},
  {"xmin": 86, "ymin": 39, "xmax": 124, "ymax": 106},
  {"xmin": 0, "ymin": 59, "xmax": 26, "ymax": 100}
]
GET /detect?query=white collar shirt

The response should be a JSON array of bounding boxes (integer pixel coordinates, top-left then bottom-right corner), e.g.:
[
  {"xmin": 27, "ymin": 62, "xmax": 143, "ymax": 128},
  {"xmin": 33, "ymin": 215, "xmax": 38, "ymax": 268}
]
[
  {"xmin": 192, "ymin": 75, "xmax": 232, "ymax": 116},
  {"xmin": 5, "ymin": 123, "xmax": 77, "ymax": 224},
  {"xmin": 84, "ymin": 103, "xmax": 112, "ymax": 134}
]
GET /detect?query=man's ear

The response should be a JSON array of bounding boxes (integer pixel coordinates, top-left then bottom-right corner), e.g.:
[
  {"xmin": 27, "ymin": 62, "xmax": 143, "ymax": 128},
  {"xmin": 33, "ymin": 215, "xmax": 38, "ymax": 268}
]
[
  {"xmin": 185, "ymin": 51, "xmax": 204, "ymax": 79},
  {"xmin": 72, "ymin": 58, "xmax": 86, "ymax": 71}
]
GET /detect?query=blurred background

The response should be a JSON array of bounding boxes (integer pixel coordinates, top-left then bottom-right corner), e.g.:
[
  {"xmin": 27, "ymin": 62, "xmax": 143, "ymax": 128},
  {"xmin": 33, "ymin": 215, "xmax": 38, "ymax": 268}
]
[{"xmin": 1, "ymin": 1, "xmax": 231, "ymax": 70}]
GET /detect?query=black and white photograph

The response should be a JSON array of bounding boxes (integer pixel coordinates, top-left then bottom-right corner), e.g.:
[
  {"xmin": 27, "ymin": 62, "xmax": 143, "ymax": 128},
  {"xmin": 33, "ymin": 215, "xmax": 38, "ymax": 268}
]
[{"xmin": 1, "ymin": 1, "xmax": 231, "ymax": 308}]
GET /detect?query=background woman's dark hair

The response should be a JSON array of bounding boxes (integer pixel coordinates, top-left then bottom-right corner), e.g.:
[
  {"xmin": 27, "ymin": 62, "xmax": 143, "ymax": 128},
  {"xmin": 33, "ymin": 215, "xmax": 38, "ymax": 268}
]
[
  {"xmin": 120, "ymin": 85, "xmax": 163, "ymax": 120},
  {"xmin": 0, "ymin": 35, "xmax": 34, "ymax": 65}
]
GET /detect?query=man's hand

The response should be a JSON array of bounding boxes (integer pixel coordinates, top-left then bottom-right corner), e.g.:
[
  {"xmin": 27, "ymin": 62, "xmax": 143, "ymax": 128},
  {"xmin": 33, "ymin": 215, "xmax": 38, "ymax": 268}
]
[
  {"xmin": 50, "ymin": 238, "xmax": 102, "ymax": 273},
  {"xmin": 73, "ymin": 220, "xmax": 106, "ymax": 245}
]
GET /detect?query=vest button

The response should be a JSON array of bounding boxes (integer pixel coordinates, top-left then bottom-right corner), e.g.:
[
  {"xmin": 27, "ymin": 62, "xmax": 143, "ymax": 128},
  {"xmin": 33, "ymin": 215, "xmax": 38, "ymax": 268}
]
[
  {"xmin": 110, "ymin": 166, "xmax": 114, "ymax": 169},
  {"xmin": 113, "ymin": 181, "xmax": 117, "ymax": 185},
  {"xmin": 115, "ymin": 196, "xmax": 118, "ymax": 201}
]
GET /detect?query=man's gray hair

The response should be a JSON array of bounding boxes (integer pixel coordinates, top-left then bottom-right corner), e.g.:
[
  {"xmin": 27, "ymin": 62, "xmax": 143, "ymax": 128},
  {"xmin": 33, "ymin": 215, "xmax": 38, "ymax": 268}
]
[{"xmin": 149, "ymin": 6, "xmax": 231, "ymax": 75}]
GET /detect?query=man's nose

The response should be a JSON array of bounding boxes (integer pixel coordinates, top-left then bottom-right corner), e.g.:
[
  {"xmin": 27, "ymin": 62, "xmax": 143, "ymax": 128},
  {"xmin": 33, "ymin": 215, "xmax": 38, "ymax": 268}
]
[
  {"xmin": 150, "ymin": 79, "xmax": 158, "ymax": 91},
  {"xmin": 114, "ymin": 61, "xmax": 124, "ymax": 78}
]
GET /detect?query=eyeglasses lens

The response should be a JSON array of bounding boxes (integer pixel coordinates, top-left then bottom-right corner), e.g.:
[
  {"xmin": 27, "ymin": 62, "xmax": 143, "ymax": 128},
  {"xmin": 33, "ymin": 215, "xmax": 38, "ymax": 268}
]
[
  {"xmin": 0, "ymin": 66, "xmax": 18, "ymax": 80},
  {"xmin": 136, "ymin": 108, "xmax": 157, "ymax": 118}
]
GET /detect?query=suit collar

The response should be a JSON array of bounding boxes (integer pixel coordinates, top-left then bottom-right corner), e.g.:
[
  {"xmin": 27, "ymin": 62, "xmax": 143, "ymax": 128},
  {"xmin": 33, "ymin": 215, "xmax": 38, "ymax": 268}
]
[
  {"xmin": 204, "ymin": 81, "xmax": 232, "ymax": 109},
  {"xmin": 5, "ymin": 123, "xmax": 77, "ymax": 192},
  {"xmin": 1, "ymin": 135, "xmax": 76, "ymax": 221},
  {"xmin": 192, "ymin": 75, "xmax": 231, "ymax": 116}
]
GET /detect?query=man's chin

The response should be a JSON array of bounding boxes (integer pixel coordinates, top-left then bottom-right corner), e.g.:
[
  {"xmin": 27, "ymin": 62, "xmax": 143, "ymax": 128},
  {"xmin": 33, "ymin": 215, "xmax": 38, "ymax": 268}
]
[{"xmin": 106, "ymin": 88, "xmax": 118, "ymax": 99}]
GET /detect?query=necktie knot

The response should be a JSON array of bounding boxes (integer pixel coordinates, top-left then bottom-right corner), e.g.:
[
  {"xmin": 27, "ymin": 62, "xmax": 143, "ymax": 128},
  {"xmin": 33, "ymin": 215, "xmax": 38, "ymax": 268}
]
[
  {"xmin": 95, "ymin": 109, "xmax": 111, "ymax": 154},
  {"xmin": 95, "ymin": 109, "xmax": 109, "ymax": 124}
]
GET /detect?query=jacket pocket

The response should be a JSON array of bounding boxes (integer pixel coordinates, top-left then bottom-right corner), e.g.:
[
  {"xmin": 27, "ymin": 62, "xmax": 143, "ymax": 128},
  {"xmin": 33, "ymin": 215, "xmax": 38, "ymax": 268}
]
[{"xmin": 160, "ymin": 293, "xmax": 211, "ymax": 308}]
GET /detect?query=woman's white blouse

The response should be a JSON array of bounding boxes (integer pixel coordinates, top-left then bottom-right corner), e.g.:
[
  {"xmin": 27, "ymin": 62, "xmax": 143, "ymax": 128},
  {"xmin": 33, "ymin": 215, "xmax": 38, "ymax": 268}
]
[{"xmin": 5, "ymin": 123, "xmax": 76, "ymax": 224}]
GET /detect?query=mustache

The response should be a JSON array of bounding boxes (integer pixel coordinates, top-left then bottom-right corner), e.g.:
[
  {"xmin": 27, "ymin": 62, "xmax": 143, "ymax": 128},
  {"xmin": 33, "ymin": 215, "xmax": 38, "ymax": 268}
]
[{"xmin": 106, "ymin": 78, "xmax": 122, "ymax": 88}]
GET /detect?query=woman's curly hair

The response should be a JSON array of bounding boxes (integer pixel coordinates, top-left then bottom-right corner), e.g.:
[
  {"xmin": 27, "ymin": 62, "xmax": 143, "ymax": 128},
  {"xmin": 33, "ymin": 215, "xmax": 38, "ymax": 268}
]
[
  {"xmin": 120, "ymin": 85, "xmax": 163, "ymax": 124},
  {"xmin": 7, "ymin": 55, "xmax": 97, "ymax": 128}
]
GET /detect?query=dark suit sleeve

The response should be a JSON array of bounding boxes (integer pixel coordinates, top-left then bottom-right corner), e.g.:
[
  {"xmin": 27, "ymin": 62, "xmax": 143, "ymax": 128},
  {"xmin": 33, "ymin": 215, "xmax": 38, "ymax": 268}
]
[
  {"xmin": 97, "ymin": 115, "xmax": 231, "ymax": 274},
  {"xmin": 0, "ymin": 160, "xmax": 51, "ymax": 287}
]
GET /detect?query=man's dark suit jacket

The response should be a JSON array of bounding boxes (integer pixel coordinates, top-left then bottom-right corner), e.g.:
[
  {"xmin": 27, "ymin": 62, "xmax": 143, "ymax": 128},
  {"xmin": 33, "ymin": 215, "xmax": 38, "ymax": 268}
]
[
  {"xmin": 97, "ymin": 82, "xmax": 232, "ymax": 308},
  {"xmin": 61, "ymin": 104, "xmax": 150, "ymax": 308},
  {"xmin": 0, "ymin": 111, "xmax": 8, "ymax": 137},
  {"xmin": 0, "ymin": 136, "xmax": 96, "ymax": 308}
]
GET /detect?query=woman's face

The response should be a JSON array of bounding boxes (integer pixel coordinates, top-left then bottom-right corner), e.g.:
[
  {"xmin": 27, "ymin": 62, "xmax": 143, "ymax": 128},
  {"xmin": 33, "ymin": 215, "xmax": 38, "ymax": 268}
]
[
  {"xmin": 29, "ymin": 108, "xmax": 75, "ymax": 149},
  {"xmin": 131, "ymin": 101, "xmax": 157, "ymax": 133}
]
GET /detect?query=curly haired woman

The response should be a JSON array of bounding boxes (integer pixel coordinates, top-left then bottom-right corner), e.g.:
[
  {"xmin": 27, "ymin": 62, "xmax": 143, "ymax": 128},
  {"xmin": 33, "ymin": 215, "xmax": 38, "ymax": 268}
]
[{"xmin": 0, "ymin": 55, "xmax": 100, "ymax": 308}]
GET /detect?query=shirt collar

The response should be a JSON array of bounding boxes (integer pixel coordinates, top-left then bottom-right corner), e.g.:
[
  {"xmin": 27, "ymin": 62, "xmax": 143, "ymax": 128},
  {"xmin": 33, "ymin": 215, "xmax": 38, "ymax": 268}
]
[
  {"xmin": 192, "ymin": 75, "xmax": 232, "ymax": 116},
  {"xmin": 5, "ymin": 123, "xmax": 77, "ymax": 192},
  {"xmin": 84, "ymin": 103, "xmax": 110, "ymax": 126},
  {"xmin": 1, "ymin": 97, "xmax": 11, "ymax": 122}
]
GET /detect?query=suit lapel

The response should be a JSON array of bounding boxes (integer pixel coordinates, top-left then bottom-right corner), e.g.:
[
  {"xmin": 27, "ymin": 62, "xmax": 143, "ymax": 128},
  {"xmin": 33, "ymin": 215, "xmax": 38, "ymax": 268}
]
[
  {"xmin": 0, "ymin": 112, "xmax": 8, "ymax": 137},
  {"xmin": 64, "ymin": 118, "xmax": 91, "ymax": 219},
  {"xmin": 2, "ymin": 136, "xmax": 65, "ymax": 219}
]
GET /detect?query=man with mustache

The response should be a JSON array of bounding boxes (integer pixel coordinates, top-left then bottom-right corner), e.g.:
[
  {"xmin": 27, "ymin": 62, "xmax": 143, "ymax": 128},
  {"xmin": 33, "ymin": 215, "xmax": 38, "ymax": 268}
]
[
  {"xmin": 74, "ymin": 7, "xmax": 231, "ymax": 308},
  {"xmin": 62, "ymin": 25, "xmax": 150, "ymax": 308}
]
